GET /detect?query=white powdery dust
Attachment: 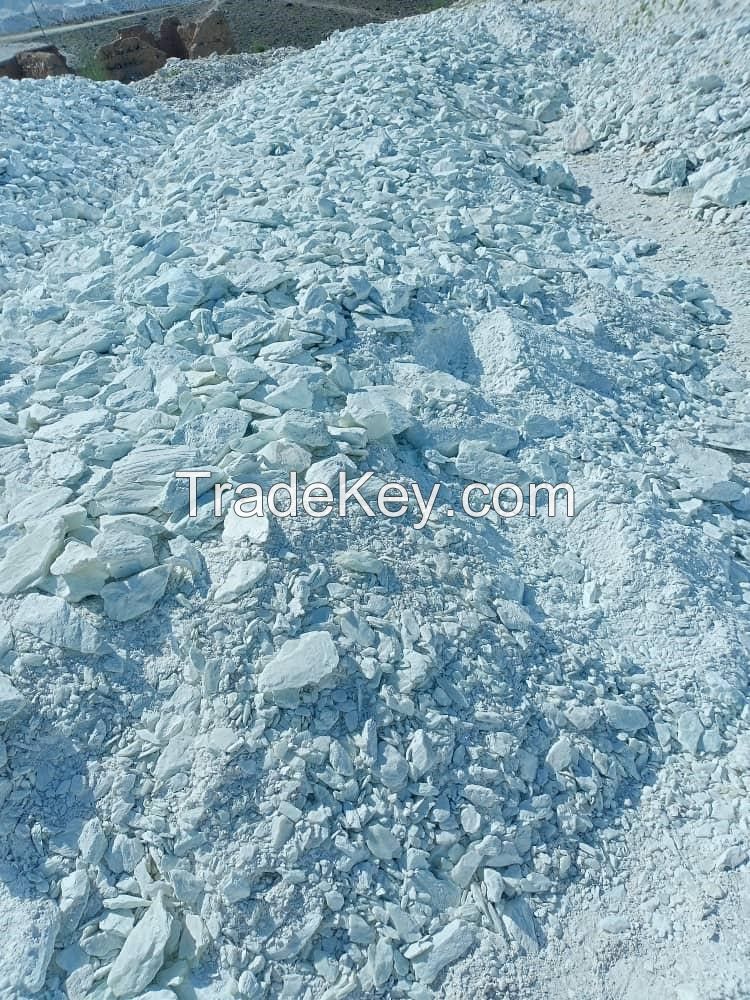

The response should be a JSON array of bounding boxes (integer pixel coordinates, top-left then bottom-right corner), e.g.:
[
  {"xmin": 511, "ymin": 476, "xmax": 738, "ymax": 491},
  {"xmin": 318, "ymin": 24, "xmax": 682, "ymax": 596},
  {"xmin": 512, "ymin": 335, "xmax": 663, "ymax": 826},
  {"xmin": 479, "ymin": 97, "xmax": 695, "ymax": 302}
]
[{"xmin": 0, "ymin": 1, "xmax": 749, "ymax": 998}]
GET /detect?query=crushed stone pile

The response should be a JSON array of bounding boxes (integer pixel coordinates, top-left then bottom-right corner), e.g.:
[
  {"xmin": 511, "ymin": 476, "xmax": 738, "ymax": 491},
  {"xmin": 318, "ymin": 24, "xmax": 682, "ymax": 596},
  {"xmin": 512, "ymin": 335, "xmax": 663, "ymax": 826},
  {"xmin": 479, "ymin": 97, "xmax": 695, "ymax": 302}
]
[
  {"xmin": 556, "ymin": 0, "xmax": 750, "ymax": 219},
  {"xmin": 133, "ymin": 49, "xmax": 300, "ymax": 114},
  {"xmin": 0, "ymin": 1, "xmax": 749, "ymax": 998}
]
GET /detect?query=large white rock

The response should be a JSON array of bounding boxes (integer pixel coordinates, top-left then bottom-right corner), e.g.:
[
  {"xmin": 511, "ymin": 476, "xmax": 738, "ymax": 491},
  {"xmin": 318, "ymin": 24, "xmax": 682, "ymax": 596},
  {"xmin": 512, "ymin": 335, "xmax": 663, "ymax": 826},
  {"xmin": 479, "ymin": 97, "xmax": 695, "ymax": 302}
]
[
  {"xmin": 13, "ymin": 594, "xmax": 105, "ymax": 654},
  {"xmin": 697, "ymin": 166, "xmax": 750, "ymax": 208},
  {"xmin": 107, "ymin": 893, "xmax": 173, "ymax": 998},
  {"xmin": 50, "ymin": 540, "xmax": 108, "ymax": 602},
  {"xmin": 222, "ymin": 508, "xmax": 270, "ymax": 545},
  {"xmin": 258, "ymin": 631, "xmax": 339, "ymax": 700},
  {"xmin": 411, "ymin": 920, "xmax": 474, "ymax": 984},
  {"xmin": 0, "ymin": 516, "xmax": 67, "ymax": 596},
  {"xmin": 92, "ymin": 529, "xmax": 156, "ymax": 580},
  {"xmin": 346, "ymin": 387, "xmax": 413, "ymax": 441}
]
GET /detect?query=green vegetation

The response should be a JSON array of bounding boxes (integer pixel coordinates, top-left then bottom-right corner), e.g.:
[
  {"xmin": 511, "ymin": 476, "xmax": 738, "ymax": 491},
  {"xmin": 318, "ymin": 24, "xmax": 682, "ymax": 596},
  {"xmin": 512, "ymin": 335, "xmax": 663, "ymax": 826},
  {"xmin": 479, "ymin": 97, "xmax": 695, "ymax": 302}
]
[{"xmin": 78, "ymin": 55, "xmax": 108, "ymax": 81}]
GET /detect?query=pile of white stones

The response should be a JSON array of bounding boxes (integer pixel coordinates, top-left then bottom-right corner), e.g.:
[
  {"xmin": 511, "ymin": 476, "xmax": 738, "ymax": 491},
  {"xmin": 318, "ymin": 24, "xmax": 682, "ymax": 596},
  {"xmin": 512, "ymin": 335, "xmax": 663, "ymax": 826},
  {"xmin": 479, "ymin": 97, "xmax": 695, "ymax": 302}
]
[
  {"xmin": 133, "ymin": 50, "xmax": 300, "ymax": 115},
  {"xmin": 559, "ymin": 0, "xmax": 750, "ymax": 219},
  {"xmin": 0, "ymin": 1, "xmax": 749, "ymax": 998}
]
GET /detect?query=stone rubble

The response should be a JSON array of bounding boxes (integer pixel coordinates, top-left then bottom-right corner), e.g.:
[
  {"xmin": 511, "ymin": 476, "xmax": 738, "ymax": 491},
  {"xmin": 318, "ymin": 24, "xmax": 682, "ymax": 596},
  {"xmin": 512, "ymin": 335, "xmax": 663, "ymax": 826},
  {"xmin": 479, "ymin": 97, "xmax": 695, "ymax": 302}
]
[
  {"xmin": 556, "ymin": 0, "xmax": 750, "ymax": 219},
  {"xmin": 0, "ymin": 0, "xmax": 748, "ymax": 998}
]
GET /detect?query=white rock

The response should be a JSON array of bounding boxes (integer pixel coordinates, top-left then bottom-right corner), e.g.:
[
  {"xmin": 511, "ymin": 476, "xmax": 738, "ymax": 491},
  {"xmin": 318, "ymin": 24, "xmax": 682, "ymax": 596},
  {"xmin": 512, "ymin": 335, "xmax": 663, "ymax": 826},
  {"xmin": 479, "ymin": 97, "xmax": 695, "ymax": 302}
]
[
  {"xmin": 365, "ymin": 823, "xmax": 401, "ymax": 860},
  {"xmin": 696, "ymin": 166, "xmax": 750, "ymax": 208},
  {"xmin": 565, "ymin": 124, "xmax": 595, "ymax": 153},
  {"xmin": 13, "ymin": 594, "xmax": 105, "ymax": 654},
  {"xmin": 333, "ymin": 550, "xmax": 384, "ymax": 575},
  {"xmin": 214, "ymin": 559, "xmax": 267, "ymax": 603},
  {"xmin": 50, "ymin": 541, "xmax": 108, "ymax": 602},
  {"xmin": 92, "ymin": 529, "xmax": 156, "ymax": 580},
  {"xmin": 346, "ymin": 387, "xmax": 413, "ymax": 440},
  {"xmin": 501, "ymin": 897, "xmax": 538, "ymax": 953},
  {"xmin": 411, "ymin": 920, "xmax": 474, "ymax": 983},
  {"xmin": 154, "ymin": 733, "xmax": 193, "ymax": 782},
  {"xmin": 59, "ymin": 868, "xmax": 90, "ymax": 932},
  {"xmin": 107, "ymin": 893, "xmax": 173, "ymax": 998},
  {"xmin": 713, "ymin": 846, "xmax": 747, "ymax": 870},
  {"xmin": 677, "ymin": 709, "xmax": 704, "ymax": 754},
  {"xmin": 78, "ymin": 817, "xmax": 107, "ymax": 865},
  {"xmin": 602, "ymin": 700, "xmax": 649, "ymax": 733},
  {"xmin": 101, "ymin": 565, "xmax": 171, "ymax": 621},
  {"xmin": 546, "ymin": 735, "xmax": 576, "ymax": 773},
  {"xmin": 222, "ymin": 508, "xmax": 271, "ymax": 545},
  {"xmin": 0, "ymin": 515, "xmax": 67, "ymax": 596},
  {"xmin": 257, "ymin": 631, "xmax": 339, "ymax": 700}
]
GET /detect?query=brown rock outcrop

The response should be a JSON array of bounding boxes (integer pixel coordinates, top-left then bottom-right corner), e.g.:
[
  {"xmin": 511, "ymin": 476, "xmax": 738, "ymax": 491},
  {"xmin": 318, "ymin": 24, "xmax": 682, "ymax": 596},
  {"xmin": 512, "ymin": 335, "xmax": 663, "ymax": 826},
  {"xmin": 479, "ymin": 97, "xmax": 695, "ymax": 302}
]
[
  {"xmin": 96, "ymin": 28, "xmax": 168, "ymax": 83},
  {"xmin": 15, "ymin": 46, "xmax": 72, "ymax": 79},
  {"xmin": 0, "ymin": 46, "xmax": 71, "ymax": 80},
  {"xmin": 159, "ymin": 17, "xmax": 188, "ymax": 60},
  {"xmin": 178, "ymin": 10, "xmax": 234, "ymax": 60},
  {"xmin": 0, "ymin": 55, "xmax": 21, "ymax": 79}
]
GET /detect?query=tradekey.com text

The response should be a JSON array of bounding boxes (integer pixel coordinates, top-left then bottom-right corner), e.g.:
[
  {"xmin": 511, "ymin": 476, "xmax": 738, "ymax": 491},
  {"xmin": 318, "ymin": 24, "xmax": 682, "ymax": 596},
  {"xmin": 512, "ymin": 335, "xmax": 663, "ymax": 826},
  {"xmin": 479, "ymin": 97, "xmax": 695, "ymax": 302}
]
[{"xmin": 175, "ymin": 470, "xmax": 575, "ymax": 530}]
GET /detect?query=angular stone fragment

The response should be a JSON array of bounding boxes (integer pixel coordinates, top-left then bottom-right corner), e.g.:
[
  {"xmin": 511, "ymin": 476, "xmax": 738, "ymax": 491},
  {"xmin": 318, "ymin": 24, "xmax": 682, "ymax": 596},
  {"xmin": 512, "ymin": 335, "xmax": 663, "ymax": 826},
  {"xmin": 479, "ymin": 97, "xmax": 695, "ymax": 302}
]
[
  {"xmin": 50, "ymin": 541, "xmax": 108, "ymax": 602},
  {"xmin": 677, "ymin": 709, "xmax": 704, "ymax": 754},
  {"xmin": 365, "ymin": 823, "xmax": 401, "ymax": 861},
  {"xmin": 78, "ymin": 818, "xmax": 107, "ymax": 865},
  {"xmin": 346, "ymin": 388, "xmax": 413, "ymax": 440},
  {"xmin": 501, "ymin": 897, "xmax": 538, "ymax": 953},
  {"xmin": 222, "ymin": 509, "xmax": 270, "ymax": 545},
  {"xmin": 154, "ymin": 733, "xmax": 193, "ymax": 782},
  {"xmin": 214, "ymin": 559, "xmax": 267, "ymax": 603},
  {"xmin": 455, "ymin": 439, "xmax": 525, "ymax": 486},
  {"xmin": 107, "ymin": 893, "xmax": 173, "ymax": 997},
  {"xmin": 565, "ymin": 124, "xmax": 595, "ymax": 153},
  {"xmin": 101, "ymin": 565, "xmax": 170, "ymax": 621},
  {"xmin": 13, "ymin": 594, "xmax": 105, "ymax": 655},
  {"xmin": 0, "ymin": 515, "xmax": 67, "ymax": 596},
  {"xmin": 697, "ymin": 167, "xmax": 750, "ymax": 208},
  {"xmin": 450, "ymin": 847, "xmax": 483, "ymax": 888},
  {"xmin": 713, "ymin": 846, "xmax": 747, "ymax": 870},
  {"xmin": 545, "ymin": 735, "xmax": 576, "ymax": 773},
  {"xmin": 602, "ymin": 700, "xmax": 649, "ymax": 733},
  {"xmin": 92, "ymin": 529, "xmax": 157, "ymax": 581},
  {"xmin": 59, "ymin": 868, "xmax": 89, "ymax": 933},
  {"xmin": 258, "ymin": 631, "xmax": 339, "ymax": 700},
  {"xmin": 0, "ymin": 675, "xmax": 25, "ymax": 722},
  {"xmin": 411, "ymin": 920, "xmax": 474, "ymax": 983}
]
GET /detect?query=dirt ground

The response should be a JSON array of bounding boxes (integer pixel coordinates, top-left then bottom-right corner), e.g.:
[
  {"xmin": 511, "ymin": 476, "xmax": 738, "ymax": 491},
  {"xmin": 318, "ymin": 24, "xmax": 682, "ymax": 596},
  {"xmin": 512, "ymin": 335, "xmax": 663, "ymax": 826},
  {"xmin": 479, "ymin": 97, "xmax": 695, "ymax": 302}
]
[{"xmin": 0, "ymin": 0, "xmax": 452, "ymax": 71}]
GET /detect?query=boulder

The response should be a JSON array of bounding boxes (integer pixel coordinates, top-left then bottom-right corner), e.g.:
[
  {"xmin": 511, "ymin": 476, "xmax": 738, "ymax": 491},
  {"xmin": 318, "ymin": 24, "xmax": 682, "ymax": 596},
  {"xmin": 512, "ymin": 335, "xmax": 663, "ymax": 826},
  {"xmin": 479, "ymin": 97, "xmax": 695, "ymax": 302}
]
[
  {"xmin": 178, "ymin": 10, "xmax": 234, "ymax": 60},
  {"xmin": 0, "ymin": 47, "xmax": 71, "ymax": 80},
  {"xmin": 15, "ymin": 46, "xmax": 72, "ymax": 79},
  {"xmin": 97, "ymin": 28, "xmax": 168, "ymax": 83}
]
